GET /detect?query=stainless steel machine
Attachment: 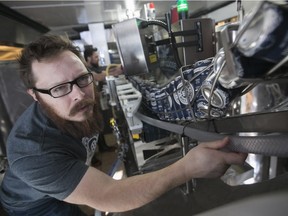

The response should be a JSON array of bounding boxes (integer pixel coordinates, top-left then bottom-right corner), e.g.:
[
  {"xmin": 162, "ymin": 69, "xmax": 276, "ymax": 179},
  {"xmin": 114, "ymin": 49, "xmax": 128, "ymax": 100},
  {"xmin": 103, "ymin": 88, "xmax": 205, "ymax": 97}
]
[
  {"xmin": 108, "ymin": 1, "xmax": 288, "ymax": 215},
  {"xmin": 113, "ymin": 17, "xmax": 216, "ymax": 80},
  {"xmin": 111, "ymin": 0, "xmax": 288, "ymax": 162}
]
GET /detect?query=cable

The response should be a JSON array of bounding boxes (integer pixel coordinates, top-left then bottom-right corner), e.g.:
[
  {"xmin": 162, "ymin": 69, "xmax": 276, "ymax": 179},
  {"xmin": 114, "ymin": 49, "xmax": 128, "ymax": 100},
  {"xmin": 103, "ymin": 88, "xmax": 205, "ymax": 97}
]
[{"xmin": 140, "ymin": 19, "xmax": 183, "ymax": 68}]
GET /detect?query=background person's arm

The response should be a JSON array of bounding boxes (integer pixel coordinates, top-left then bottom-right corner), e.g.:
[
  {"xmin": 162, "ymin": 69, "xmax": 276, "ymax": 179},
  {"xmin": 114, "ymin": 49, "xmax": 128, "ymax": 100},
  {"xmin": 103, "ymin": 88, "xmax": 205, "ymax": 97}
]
[
  {"xmin": 107, "ymin": 64, "xmax": 123, "ymax": 76},
  {"xmin": 92, "ymin": 64, "xmax": 123, "ymax": 82},
  {"xmin": 92, "ymin": 71, "xmax": 106, "ymax": 81}
]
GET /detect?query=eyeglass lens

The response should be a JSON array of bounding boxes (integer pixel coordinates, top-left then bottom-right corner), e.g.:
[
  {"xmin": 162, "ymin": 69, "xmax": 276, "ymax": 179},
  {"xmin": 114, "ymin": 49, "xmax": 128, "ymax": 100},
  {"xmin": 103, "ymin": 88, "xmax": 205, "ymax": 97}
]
[{"xmin": 50, "ymin": 73, "xmax": 93, "ymax": 97}]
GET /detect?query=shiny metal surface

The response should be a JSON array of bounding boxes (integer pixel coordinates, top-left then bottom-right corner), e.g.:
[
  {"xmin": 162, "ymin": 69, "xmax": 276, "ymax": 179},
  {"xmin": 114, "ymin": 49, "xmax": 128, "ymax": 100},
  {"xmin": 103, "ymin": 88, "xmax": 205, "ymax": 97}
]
[
  {"xmin": 0, "ymin": 14, "xmax": 43, "ymax": 45},
  {"xmin": 236, "ymin": 1, "xmax": 288, "ymax": 63},
  {"xmin": 217, "ymin": 1, "xmax": 288, "ymax": 90},
  {"xmin": 173, "ymin": 18, "xmax": 216, "ymax": 65},
  {"xmin": 113, "ymin": 18, "xmax": 151, "ymax": 76},
  {"xmin": 0, "ymin": 61, "xmax": 33, "ymax": 156}
]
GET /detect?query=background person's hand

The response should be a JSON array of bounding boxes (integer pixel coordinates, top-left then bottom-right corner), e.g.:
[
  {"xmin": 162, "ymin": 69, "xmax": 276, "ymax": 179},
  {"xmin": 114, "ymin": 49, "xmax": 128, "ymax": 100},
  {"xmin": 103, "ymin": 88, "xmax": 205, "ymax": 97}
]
[
  {"xmin": 108, "ymin": 65, "xmax": 123, "ymax": 76},
  {"xmin": 93, "ymin": 72, "xmax": 106, "ymax": 81}
]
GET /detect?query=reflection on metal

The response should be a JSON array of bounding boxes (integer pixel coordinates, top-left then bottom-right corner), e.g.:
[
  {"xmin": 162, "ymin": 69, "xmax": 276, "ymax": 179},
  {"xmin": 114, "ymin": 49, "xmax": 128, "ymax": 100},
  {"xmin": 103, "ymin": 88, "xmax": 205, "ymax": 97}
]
[
  {"xmin": 217, "ymin": 1, "xmax": 288, "ymax": 90},
  {"xmin": 238, "ymin": 84, "xmax": 288, "ymax": 183},
  {"xmin": 0, "ymin": 97, "xmax": 10, "ymax": 155},
  {"xmin": 105, "ymin": 76, "xmax": 118, "ymax": 106},
  {"xmin": 208, "ymin": 2, "xmax": 288, "ymax": 185},
  {"xmin": 111, "ymin": 2, "xmax": 288, "ymax": 192},
  {"xmin": 0, "ymin": 61, "xmax": 33, "ymax": 124},
  {"xmin": 113, "ymin": 17, "xmax": 216, "ymax": 81},
  {"xmin": 0, "ymin": 61, "xmax": 33, "ymax": 156},
  {"xmin": 0, "ymin": 12, "xmax": 45, "ymax": 44},
  {"xmin": 181, "ymin": 135, "xmax": 194, "ymax": 194},
  {"xmin": 173, "ymin": 18, "xmax": 216, "ymax": 66},
  {"xmin": 115, "ymin": 76, "xmax": 143, "ymax": 134},
  {"xmin": 221, "ymin": 163, "xmax": 254, "ymax": 186},
  {"xmin": 113, "ymin": 18, "xmax": 152, "ymax": 76}
]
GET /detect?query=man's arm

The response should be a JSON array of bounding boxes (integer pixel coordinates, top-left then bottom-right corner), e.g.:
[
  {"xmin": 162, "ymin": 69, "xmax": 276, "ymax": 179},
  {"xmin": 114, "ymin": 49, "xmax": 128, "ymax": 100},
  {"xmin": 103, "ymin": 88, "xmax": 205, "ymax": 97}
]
[
  {"xmin": 107, "ymin": 64, "xmax": 123, "ymax": 76},
  {"xmin": 64, "ymin": 138, "xmax": 246, "ymax": 212},
  {"xmin": 92, "ymin": 65, "xmax": 123, "ymax": 82},
  {"xmin": 93, "ymin": 71, "xmax": 106, "ymax": 81}
]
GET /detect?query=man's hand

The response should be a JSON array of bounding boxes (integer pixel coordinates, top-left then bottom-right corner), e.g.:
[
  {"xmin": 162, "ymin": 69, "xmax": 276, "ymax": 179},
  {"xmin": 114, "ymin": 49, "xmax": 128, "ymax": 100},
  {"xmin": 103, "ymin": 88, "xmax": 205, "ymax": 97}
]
[
  {"xmin": 108, "ymin": 65, "xmax": 123, "ymax": 76},
  {"xmin": 92, "ymin": 65, "xmax": 123, "ymax": 82},
  {"xmin": 93, "ymin": 72, "xmax": 106, "ymax": 81},
  {"xmin": 180, "ymin": 137, "xmax": 247, "ymax": 179}
]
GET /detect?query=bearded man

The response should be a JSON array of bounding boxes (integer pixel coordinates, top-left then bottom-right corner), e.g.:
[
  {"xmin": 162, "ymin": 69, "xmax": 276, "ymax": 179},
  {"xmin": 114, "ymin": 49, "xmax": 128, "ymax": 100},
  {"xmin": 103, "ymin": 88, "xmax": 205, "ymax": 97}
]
[{"xmin": 0, "ymin": 35, "xmax": 246, "ymax": 216}]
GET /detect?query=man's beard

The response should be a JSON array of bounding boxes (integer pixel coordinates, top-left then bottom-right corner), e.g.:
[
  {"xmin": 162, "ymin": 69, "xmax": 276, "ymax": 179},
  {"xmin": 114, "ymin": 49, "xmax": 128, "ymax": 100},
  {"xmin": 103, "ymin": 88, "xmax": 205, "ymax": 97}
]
[
  {"xmin": 37, "ymin": 92, "xmax": 103, "ymax": 139},
  {"xmin": 91, "ymin": 62, "xmax": 99, "ymax": 68}
]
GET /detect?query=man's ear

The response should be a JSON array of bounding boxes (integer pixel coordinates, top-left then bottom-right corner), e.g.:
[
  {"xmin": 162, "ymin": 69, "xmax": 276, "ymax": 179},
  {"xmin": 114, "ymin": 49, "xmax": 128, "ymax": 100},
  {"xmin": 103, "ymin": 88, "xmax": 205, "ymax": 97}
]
[{"xmin": 27, "ymin": 89, "xmax": 38, "ymax": 101}]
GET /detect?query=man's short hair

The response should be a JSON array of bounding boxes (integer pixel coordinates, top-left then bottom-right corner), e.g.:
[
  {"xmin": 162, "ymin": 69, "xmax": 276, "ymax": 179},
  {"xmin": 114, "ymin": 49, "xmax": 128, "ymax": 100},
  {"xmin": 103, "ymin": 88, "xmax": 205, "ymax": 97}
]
[
  {"xmin": 19, "ymin": 34, "xmax": 83, "ymax": 89},
  {"xmin": 84, "ymin": 47, "xmax": 98, "ymax": 62}
]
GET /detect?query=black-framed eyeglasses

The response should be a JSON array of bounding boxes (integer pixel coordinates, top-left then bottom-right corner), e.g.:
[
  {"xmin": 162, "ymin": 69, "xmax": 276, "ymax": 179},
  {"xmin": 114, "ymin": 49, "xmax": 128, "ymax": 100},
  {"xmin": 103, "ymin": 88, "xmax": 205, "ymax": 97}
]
[{"xmin": 33, "ymin": 73, "xmax": 94, "ymax": 98}]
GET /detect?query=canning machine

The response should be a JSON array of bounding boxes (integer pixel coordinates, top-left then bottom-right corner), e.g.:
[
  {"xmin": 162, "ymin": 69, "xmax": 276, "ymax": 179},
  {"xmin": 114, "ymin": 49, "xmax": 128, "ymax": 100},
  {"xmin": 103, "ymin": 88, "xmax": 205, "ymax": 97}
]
[{"xmin": 103, "ymin": 1, "xmax": 288, "ymax": 214}]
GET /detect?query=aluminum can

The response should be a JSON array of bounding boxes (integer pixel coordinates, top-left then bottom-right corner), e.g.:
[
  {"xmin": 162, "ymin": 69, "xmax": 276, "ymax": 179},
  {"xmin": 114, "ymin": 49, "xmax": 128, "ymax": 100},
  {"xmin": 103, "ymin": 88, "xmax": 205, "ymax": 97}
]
[
  {"xmin": 201, "ymin": 70, "xmax": 230, "ymax": 109},
  {"xmin": 169, "ymin": 79, "xmax": 184, "ymax": 120},
  {"xmin": 155, "ymin": 87, "xmax": 172, "ymax": 120},
  {"xmin": 150, "ymin": 87, "xmax": 158, "ymax": 114},
  {"xmin": 181, "ymin": 65, "xmax": 194, "ymax": 81},
  {"xmin": 173, "ymin": 76, "xmax": 194, "ymax": 120},
  {"xmin": 192, "ymin": 58, "xmax": 226, "ymax": 119},
  {"xmin": 164, "ymin": 81, "xmax": 174, "ymax": 120},
  {"xmin": 144, "ymin": 83, "xmax": 151, "ymax": 107},
  {"xmin": 155, "ymin": 89, "xmax": 164, "ymax": 120},
  {"xmin": 192, "ymin": 58, "xmax": 214, "ymax": 91},
  {"xmin": 236, "ymin": 1, "xmax": 288, "ymax": 63},
  {"xmin": 194, "ymin": 94, "xmax": 225, "ymax": 120},
  {"xmin": 194, "ymin": 58, "xmax": 214, "ymax": 72},
  {"xmin": 161, "ymin": 87, "xmax": 172, "ymax": 120}
]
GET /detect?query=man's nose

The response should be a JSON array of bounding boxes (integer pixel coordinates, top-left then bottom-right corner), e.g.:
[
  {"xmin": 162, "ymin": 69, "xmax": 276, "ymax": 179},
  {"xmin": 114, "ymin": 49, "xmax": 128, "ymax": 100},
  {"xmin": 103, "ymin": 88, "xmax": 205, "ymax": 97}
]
[{"xmin": 70, "ymin": 84, "xmax": 85, "ymax": 100}]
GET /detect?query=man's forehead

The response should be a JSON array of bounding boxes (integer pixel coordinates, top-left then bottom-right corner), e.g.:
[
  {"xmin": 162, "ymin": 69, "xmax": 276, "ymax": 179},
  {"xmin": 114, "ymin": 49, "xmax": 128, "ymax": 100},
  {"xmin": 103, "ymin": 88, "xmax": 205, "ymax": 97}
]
[
  {"xmin": 31, "ymin": 51, "xmax": 86, "ymax": 80},
  {"xmin": 33, "ymin": 51, "xmax": 82, "ymax": 66}
]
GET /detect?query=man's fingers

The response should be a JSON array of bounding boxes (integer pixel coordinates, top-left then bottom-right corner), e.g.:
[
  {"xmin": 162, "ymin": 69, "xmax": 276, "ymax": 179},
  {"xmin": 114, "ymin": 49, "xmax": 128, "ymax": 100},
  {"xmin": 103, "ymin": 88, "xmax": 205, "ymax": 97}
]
[
  {"xmin": 200, "ymin": 137, "xmax": 248, "ymax": 165},
  {"xmin": 224, "ymin": 152, "xmax": 248, "ymax": 165},
  {"xmin": 200, "ymin": 137, "xmax": 229, "ymax": 149}
]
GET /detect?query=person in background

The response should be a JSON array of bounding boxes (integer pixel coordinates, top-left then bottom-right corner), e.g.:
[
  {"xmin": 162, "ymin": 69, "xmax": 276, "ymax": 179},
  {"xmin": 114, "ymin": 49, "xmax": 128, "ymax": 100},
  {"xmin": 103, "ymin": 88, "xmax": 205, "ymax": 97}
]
[
  {"xmin": 0, "ymin": 35, "xmax": 247, "ymax": 216},
  {"xmin": 83, "ymin": 47, "xmax": 122, "ymax": 82},
  {"xmin": 83, "ymin": 46, "xmax": 121, "ymax": 155}
]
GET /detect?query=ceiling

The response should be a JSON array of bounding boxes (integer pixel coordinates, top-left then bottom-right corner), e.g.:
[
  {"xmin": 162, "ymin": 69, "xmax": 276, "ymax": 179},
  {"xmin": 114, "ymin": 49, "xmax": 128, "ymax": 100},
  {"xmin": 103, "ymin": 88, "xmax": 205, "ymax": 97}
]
[{"xmin": 0, "ymin": 1, "xmax": 231, "ymax": 39}]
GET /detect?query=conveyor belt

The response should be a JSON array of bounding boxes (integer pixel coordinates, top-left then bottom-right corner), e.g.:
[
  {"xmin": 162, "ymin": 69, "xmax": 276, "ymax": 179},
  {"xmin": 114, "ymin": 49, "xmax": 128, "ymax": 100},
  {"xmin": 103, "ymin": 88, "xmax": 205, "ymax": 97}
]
[
  {"xmin": 136, "ymin": 112, "xmax": 288, "ymax": 157},
  {"xmin": 185, "ymin": 111, "xmax": 288, "ymax": 133}
]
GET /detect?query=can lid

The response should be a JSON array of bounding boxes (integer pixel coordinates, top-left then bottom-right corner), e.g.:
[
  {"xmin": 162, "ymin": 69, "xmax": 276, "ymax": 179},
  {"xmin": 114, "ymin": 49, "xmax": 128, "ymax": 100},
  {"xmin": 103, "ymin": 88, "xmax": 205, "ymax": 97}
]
[{"xmin": 202, "ymin": 86, "xmax": 224, "ymax": 108}]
